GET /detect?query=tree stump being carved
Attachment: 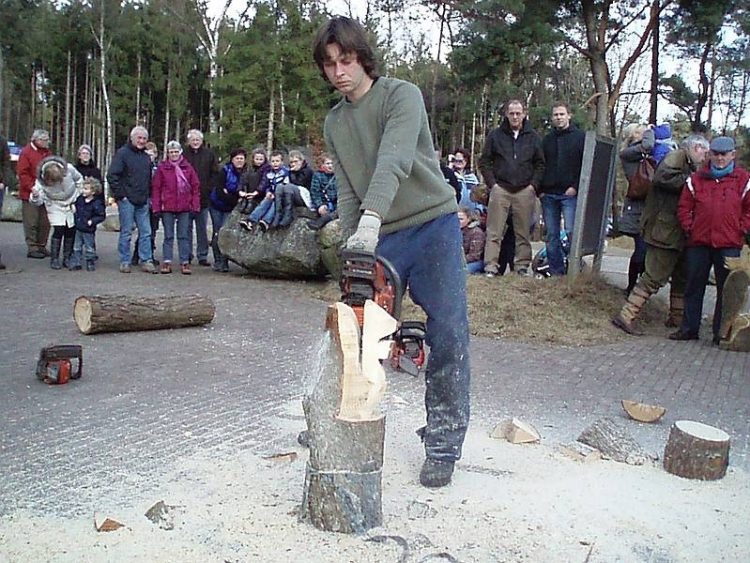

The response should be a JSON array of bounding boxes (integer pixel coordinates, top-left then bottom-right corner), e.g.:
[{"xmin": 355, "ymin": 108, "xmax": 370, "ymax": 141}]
[
  {"xmin": 300, "ymin": 301, "xmax": 397, "ymax": 534},
  {"xmin": 74, "ymin": 294, "xmax": 215, "ymax": 335},
  {"xmin": 663, "ymin": 420, "xmax": 730, "ymax": 480}
]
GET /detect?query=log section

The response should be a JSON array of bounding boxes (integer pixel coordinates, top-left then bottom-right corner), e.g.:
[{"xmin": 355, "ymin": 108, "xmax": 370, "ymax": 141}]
[
  {"xmin": 663, "ymin": 420, "xmax": 730, "ymax": 480},
  {"xmin": 300, "ymin": 301, "xmax": 395, "ymax": 534},
  {"xmin": 74, "ymin": 294, "xmax": 215, "ymax": 335}
]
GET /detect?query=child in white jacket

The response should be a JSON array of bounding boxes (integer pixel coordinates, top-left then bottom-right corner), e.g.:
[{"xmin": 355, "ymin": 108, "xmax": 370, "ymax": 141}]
[{"xmin": 30, "ymin": 156, "xmax": 83, "ymax": 269}]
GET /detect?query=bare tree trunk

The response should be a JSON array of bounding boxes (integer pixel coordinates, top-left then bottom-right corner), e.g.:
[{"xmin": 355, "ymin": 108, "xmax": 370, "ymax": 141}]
[
  {"xmin": 694, "ymin": 41, "xmax": 712, "ymax": 131},
  {"xmin": 71, "ymin": 59, "xmax": 78, "ymax": 154},
  {"xmin": 135, "ymin": 52, "xmax": 142, "ymax": 124},
  {"xmin": 430, "ymin": 3, "xmax": 447, "ymax": 143},
  {"xmin": 30, "ymin": 63, "xmax": 36, "ymax": 129},
  {"xmin": 164, "ymin": 70, "xmax": 172, "ymax": 157},
  {"xmin": 279, "ymin": 75, "xmax": 286, "ymax": 126},
  {"xmin": 65, "ymin": 50, "xmax": 72, "ymax": 157},
  {"xmin": 93, "ymin": 3, "xmax": 114, "ymax": 175},
  {"xmin": 648, "ymin": 0, "xmax": 659, "ymax": 124},
  {"xmin": 266, "ymin": 84, "xmax": 275, "ymax": 153},
  {"xmin": 83, "ymin": 56, "xmax": 90, "ymax": 146},
  {"xmin": 708, "ymin": 50, "xmax": 717, "ymax": 132}
]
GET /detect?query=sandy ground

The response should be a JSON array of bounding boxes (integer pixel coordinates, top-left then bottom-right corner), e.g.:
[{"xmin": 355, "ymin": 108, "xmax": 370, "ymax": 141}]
[{"xmin": 1, "ymin": 393, "xmax": 748, "ymax": 563}]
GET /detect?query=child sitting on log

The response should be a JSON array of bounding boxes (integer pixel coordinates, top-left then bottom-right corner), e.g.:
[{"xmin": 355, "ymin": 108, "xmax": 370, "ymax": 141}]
[
  {"xmin": 239, "ymin": 150, "xmax": 290, "ymax": 232},
  {"xmin": 68, "ymin": 177, "xmax": 106, "ymax": 271}
]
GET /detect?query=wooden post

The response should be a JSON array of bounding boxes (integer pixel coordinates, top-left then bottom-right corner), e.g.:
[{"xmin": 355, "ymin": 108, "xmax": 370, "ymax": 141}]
[
  {"xmin": 300, "ymin": 301, "xmax": 397, "ymax": 534},
  {"xmin": 663, "ymin": 420, "xmax": 730, "ymax": 480},
  {"xmin": 74, "ymin": 294, "xmax": 215, "ymax": 335}
]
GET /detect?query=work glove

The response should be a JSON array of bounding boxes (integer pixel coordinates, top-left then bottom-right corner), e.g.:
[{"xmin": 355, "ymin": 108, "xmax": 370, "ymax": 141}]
[{"xmin": 345, "ymin": 212, "xmax": 381, "ymax": 253}]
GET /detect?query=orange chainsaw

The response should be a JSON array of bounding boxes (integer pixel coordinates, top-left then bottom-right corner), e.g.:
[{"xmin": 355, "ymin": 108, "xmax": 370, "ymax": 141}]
[
  {"xmin": 340, "ymin": 250, "xmax": 426, "ymax": 376},
  {"xmin": 36, "ymin": 345, "xmax": 83, "ymax": 385}
]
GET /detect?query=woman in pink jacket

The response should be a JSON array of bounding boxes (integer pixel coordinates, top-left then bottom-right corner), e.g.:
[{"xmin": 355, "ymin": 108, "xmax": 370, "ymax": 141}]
[
  {"xmin": 672, "ymin": 136, "xmax": 750, "ymax": 344},
  {"xmin": 152, "ymin": 141, "xmax": 200, "ymax": 274}
]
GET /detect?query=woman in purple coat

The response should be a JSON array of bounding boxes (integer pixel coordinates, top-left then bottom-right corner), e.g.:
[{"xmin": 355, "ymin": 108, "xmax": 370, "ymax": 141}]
[{"xmin": 151, "ymin": 141, "xmax": 200, "ymax": 274}]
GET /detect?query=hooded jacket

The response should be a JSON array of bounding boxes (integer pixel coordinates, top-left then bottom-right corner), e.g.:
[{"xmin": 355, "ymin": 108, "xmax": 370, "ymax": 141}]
[
  {"xmin": 151, "ymin": 157, "xmax": 201, "ymax": 214},
  {"xmin": 479, "ymin": 118, "xmax": 545, "ymax": 193},
  {"xmin": 678, "ymin": 163, "xmax": 750, "ymax": 249},
  {"xmin": 29, "ymin": 156, "xmax": 83, "ymax": 227}
]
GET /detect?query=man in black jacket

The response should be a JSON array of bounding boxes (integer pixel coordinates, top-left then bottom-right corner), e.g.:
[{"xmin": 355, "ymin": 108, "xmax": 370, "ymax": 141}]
[
  {"xmin": 479, "ymin": 99, "xmax": 545, "ymax": 276},
  {"xmin": 539, "ymin": 102, "xmax": 585, "ymax": 276},
  {"xmin": 183, "ymin": 129, "xmax": 218, "ymax": 266},
  {"xmin": 108, "ymin": 125, "xmax": 157, "ymax": 273}
]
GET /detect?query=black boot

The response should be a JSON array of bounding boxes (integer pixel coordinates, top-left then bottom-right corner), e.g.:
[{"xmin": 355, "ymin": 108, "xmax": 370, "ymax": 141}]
[
  {"xmin": 62, "ymin": 234, "xmax": 74, "ymax": 269},
  {"xmin": 419, "ymin": 459, "xmax": 455, "ymax": 488},
  {"xmin": 49, "ymin": 238, "xmax": 62, "ymax": 270},
  {"xmin": 307, "ymin": 213, "xmax": 335, "ymax": 231},
  {"xmin": 278, "ymin": 192, "xmax": 295, "ymax": 228}
]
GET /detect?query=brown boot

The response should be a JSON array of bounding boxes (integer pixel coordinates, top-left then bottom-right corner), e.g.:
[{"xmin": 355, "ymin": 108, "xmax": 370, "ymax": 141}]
[
  {"xmin": 612, "ymin": 283, "xmax": 653, "ymax": 336},
  {"xmin": 665, "ymin": 291, "xmax": 684, "ymax": 328}
]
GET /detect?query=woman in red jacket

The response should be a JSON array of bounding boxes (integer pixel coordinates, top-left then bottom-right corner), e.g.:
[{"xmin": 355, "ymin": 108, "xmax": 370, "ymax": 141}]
[
  {"xmin": 151, "ymin": 141, "xmax": 200, "ymax": 274},
  {"xmin": 672, "ymin": 136, "xmax": 750, "ymax": 343}
]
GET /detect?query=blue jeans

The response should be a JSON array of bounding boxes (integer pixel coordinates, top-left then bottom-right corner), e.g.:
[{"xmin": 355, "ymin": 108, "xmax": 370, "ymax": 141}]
[
  {"xmin": 681, "ymin": 246, "xmax": 741, "ymax": 338},
  {"xmin": 209, "ymin": 207, "xmax": 230, "ymax": 263},
  {"xmin": 377, "ymin": 213, "xmax": 471, "ymax": 462},
  {"xmin": 541, "ymin": 194, "xmax": 576, "ymax": 276},
  {"xmin": 249, "ymin": 198, "xmax": 276, "ymax": 223},
  {"xmin": 161, "ymin": 212, "xmax": 191, "ymax": 264},
  {"xmin": 118, "ymin": 198, "xmax": 152, "ymax": 265},
  {"xmin": 69, "ymin": 231, "xmax": 96, "ymax": 268},
  {"xmin": 189, "ymin": 208, "xmax": 209, "ymax": 261},
  {"xmin": 466, "ymin": 260, "xmax": 484, "ymax": 274}
]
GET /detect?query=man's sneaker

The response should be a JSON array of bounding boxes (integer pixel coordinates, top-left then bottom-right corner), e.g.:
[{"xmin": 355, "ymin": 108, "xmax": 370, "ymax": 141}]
[
  {"xmin": 198, "ymin": 259, "xmax": 211, "ymax": 267},
  {"xmin": 141, "ymin": 260, "xmax": 158, "ymax": 274},
  {"xmin": 419, "ymin": 459, "xmax": 455, "ymax": 488},
  {"xmin": 27, "ymin": 250, "xmax": 46, "ymax": 259},
  {"xmin": 668, "ymin": 329, "xmax": 699, "ymax": 341},
  {"xmin": 119, "ymin": 263, "xmax": 132, "ymax": 273},
  {"xmin": 239, "ymin": 219, "xmax": 253, "ymax": 232},
  {"xmin": 258, "ymin": 220, "xmax": 269, "ymax": 232}
]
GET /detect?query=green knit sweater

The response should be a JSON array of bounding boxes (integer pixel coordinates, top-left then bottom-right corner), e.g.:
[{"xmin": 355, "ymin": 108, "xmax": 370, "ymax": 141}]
[{"xmin": 324, "ymin": 77, "xmax": 457, "ymax": 235}]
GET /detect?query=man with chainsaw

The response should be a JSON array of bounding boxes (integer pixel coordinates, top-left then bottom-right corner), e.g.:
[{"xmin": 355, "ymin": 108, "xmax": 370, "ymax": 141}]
[{"xmin": 313, "ymin": 16, "xmax": 471, "ymax": 488}]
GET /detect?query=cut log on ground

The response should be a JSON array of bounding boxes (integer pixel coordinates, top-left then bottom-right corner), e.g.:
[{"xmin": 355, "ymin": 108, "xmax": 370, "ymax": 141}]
[
  {"xmin": 74, "ymin": 294, "xmax": 215, "ymax": 335},
  {"xmin": 621, "ymin": 400, "xmax": 667, "ymax": 423},
  {"xmin": 577, "ymin": 417, "xmax": 652, "ymax": 465},
  {"xmin": 300, "ymin": 301, "xmax": 395, "ymax": 534},
  {"xmin": 490, "ymin": 418, "xmax": 541, "ymax": 444},
  {"xmin": 663, "ymin": 420, "xmax": 730, "ymax": 480}
]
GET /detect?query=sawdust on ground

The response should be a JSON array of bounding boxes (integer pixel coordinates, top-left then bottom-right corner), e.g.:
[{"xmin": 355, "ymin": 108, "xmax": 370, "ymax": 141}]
[{"xmin": 1, "ymin": 397, "xmax": 747, "ymax": 562}]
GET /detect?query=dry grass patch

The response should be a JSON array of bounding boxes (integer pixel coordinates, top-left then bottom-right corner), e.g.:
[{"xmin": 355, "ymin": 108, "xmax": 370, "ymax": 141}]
[{"xmin": 311, "ymin": 271, "xmax": 668, "ymax": 347}]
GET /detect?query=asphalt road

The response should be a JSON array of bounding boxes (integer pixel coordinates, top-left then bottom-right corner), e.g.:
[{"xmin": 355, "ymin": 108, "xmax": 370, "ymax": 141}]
[{"xmin": 1, "ymin": 220, "xmax": 748, "ymax": 518}]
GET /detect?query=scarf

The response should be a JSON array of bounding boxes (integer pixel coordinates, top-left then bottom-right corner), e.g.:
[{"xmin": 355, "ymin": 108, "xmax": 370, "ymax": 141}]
[
  {"xmin": 709, "ymin": 161, "xmax": 735, "ymax": 179},
  {"xmin": 173, "ymin": 157, "xmax": 190, "ymax": 198}
]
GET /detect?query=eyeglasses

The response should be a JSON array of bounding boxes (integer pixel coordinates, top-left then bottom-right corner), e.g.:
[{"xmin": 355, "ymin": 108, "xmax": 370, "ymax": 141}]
[
  {"xmin": 453, "ymin": 158, "xmax": 465, "ymax": 163},
  {"xmin": 711, "ymin": 151, "xmax": 731, "ymax": 156}
]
